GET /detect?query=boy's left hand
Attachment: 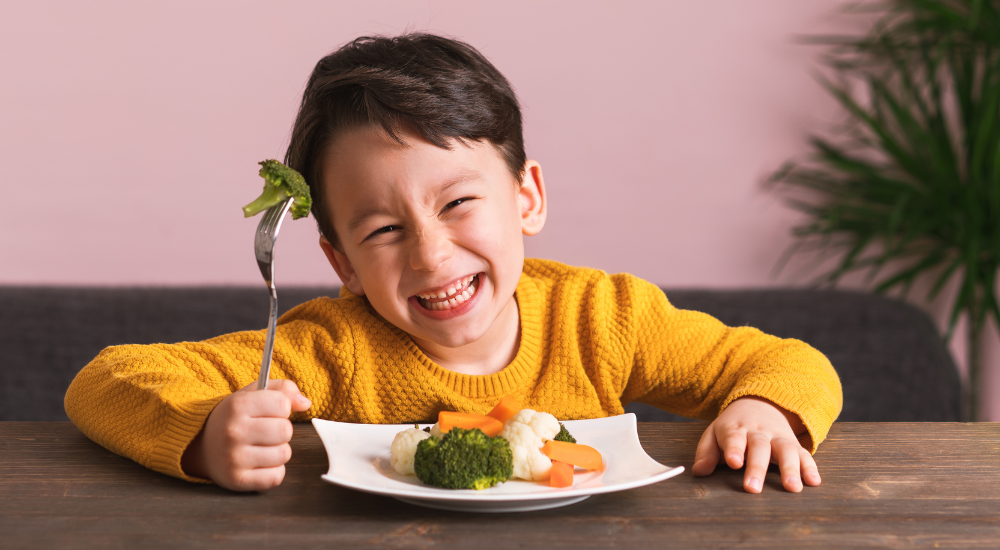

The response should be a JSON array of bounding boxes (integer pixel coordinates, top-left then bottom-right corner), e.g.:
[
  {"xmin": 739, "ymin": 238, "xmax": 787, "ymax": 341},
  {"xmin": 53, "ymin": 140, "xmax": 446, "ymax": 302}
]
[{"xmin": 690, "ymin": 396, "xmax": 820, "ymax": 493}]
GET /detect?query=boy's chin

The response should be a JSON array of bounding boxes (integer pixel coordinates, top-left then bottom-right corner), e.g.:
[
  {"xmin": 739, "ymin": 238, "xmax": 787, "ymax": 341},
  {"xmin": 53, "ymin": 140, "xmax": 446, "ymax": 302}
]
[
  {"xmin": 403, "ymin": 313, "xmax": 496, "ymax": 349},
  {"xmin": 409, "ymin": 311, "xmax": 491, "ymax": 346},
  {"xmin": 406, "ymin": 302, "xmax": 495, "ymax": 348}
]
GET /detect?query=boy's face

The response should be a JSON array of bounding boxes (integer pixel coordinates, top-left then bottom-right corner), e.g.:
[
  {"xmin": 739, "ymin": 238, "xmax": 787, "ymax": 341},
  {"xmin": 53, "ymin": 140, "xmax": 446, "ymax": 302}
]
[{"xmin": 318, "ymin": 126, "xmax": 546, "ymax": 353}]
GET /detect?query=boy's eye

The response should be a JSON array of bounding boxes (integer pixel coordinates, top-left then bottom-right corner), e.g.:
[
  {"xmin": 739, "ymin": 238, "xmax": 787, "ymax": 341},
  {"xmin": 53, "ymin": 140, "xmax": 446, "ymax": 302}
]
[
  {"xmin": 445, "ymin": 197, "xmax": 474, "ymax": 210},
  {"xmin": 365, "ymin": 225, "xmax": 400, "ymax": 241}
]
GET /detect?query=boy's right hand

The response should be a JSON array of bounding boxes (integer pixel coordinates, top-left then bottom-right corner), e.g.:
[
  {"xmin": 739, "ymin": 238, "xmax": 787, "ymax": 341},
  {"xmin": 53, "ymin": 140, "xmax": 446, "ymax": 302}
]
[{"xmin": 181, "ymin": 379, "xmax": 312, "ymax": 491}]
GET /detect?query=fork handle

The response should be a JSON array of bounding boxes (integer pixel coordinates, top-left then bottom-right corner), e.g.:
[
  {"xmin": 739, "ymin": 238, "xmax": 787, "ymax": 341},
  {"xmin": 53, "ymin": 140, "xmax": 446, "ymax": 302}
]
[{"xmin": 256, "ymin": 285, "xmax": 279, "ymax": 390}]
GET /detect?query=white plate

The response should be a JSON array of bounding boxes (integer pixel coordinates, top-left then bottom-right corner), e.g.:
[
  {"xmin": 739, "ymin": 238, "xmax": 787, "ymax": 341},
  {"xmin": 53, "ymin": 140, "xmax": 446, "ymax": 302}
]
[{"xmin": 312, "ymin": 413, "xmax": 685, "ymax": 513}]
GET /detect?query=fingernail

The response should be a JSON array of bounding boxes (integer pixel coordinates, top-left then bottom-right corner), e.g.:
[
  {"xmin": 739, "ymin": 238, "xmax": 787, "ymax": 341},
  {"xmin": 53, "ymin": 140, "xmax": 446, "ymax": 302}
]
[
  {"xmin": 786, "ymin": 477, "xmax": 802, "ymax": 489},
  {"xmin": 298, "ymin": 395, "xmax": 312, "ymax": 407},
  {"xmin": 748, "ymin": 477, "xmax": 762, "ymax": 491}
]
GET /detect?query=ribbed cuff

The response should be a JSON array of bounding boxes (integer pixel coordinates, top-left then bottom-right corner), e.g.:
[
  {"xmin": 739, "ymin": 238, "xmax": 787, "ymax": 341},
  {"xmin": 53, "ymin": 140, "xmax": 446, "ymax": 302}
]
[{"xmin": 147, "ymin": 395, "xmax": 228, "ymax": 482}]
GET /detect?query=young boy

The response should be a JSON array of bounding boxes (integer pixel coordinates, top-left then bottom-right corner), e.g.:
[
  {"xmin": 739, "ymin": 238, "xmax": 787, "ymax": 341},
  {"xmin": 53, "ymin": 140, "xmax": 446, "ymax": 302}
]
[{"xmin": 65, "ymin": 34, "xmax": 842, "ymax": 495}]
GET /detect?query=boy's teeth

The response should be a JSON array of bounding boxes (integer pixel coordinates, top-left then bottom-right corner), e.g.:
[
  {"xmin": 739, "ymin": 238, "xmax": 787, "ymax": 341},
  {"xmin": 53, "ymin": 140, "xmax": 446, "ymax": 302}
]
[
  {"xmin": 418, "ymin": 275, "xmax": 475, "ymax": 301},
  {"xmin": 421, "ymin": 276, "xmax": 478, "ymax": 310}
]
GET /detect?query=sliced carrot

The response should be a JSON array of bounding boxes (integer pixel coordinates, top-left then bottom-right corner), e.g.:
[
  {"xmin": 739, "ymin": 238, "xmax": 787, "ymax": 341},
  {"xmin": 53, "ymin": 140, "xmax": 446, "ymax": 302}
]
[
  {"xmin": 549, "ymin": 460, "xmax": 574, "ymax": 488},
  {"xmin": 540, "ymin": 440, "xmax": 602, "ymax": 471},
  {"xmin": 438, "ymin": 411, "xmax": 504, "ymax": 437},
  {"xmin": 486, "ymin": 395, "xmax": 521, "ymax": 424}
]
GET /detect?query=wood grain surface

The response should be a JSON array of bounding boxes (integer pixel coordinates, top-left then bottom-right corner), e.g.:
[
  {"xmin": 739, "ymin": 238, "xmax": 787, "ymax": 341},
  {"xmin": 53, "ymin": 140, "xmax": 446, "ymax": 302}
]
[{"xmin": 1, "ymin": 422, "xmax": 998, "ymax": 549}]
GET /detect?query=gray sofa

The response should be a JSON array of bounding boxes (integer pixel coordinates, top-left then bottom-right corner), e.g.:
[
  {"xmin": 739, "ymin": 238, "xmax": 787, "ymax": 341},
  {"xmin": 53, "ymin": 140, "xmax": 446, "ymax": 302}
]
[{"xmin": 0, "ymin": 286, "xmax": 962, "ymax": 422}]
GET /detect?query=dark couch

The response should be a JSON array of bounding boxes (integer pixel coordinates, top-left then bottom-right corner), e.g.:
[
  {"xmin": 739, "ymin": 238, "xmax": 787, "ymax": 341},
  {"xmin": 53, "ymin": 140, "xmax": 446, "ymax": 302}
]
[{"xmin": 0, "ymin": 286, "xmax": 961, "ymax": 422}]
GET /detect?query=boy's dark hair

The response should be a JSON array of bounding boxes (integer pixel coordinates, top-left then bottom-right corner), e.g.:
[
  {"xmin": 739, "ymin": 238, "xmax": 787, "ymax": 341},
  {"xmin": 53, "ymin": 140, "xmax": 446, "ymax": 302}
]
[{"xmin": 284, "ymin": 33, "xmax": 526, "ymax": 247}]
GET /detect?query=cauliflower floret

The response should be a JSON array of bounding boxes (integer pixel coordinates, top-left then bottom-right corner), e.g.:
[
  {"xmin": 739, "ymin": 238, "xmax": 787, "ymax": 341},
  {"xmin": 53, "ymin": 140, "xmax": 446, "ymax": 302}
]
[
  {"xmin": 498, "ymin": 409, "xmax": 561, "ymax": 481},
  {"xmin": 428, "ymin": 423, "xmax": 444, "ymax": 439},
  {"xmin": 390, "ymin": 427, "xmax": 431, "ymax": 475}
]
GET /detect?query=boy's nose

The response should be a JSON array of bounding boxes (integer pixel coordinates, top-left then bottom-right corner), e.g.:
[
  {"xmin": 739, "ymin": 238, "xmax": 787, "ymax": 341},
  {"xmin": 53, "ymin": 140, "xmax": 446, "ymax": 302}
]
[{"xmin": 409, "ymin": 227, "xmax": 454, "ymax": 271}]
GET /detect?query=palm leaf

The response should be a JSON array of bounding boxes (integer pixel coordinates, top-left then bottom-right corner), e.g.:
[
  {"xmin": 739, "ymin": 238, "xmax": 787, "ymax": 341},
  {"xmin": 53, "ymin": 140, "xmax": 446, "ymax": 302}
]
[{"xmin": 771, "ymin": 0, "xmax": 1000, "ymax": 420}]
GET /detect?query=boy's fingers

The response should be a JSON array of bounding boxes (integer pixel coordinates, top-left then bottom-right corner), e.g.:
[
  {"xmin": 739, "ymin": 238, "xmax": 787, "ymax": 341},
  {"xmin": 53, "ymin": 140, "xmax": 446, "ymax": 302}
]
[
  {"xmin": 242, "ymin": 443, "xmax": 294, "ymax": 470},
  {"xmin": 245, "ymin": 418, "xmax": 294, "ymax": 446},
  {"xmin": 742, "ymin": 432, "xmax": 770, "ymax": 493},
  {"xmin": 235, "ymin": 380, "xmax": 311, "ymax": 411},
  {"xmin": 801, "ymin": 448, "xmax": 822, "ymax": 486},
  {"xmin": 238, "ymin": 389, "xmax": 293, "ymax": 418},
  {"xmin": 771, "ymin": 437, "xmax": 803, "ymax": 492},
  {"xmin": 233, "ymin": 465, "xmax": 286, "ymax": 492},
  {"xmin": 692, "ymin": 424, "xmax": 721, "ymax": 476},
  {"xmin": 266, "ymin": 379, "xmax": 313, "ymax": 411},
  {"xmin": 719, "ymin": 426, "xmax": 748, "ymax": 470}
]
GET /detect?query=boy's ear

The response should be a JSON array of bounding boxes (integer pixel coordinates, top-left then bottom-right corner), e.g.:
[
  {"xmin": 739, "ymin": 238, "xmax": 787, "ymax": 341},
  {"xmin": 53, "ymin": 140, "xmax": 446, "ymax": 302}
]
[
  {"xmin": 319, "ymin": 236, "xmax": 366, "ymax": 296},
  {"xmin": 519, "ymin": 160, "xmax": 547, "ymax": 236}
]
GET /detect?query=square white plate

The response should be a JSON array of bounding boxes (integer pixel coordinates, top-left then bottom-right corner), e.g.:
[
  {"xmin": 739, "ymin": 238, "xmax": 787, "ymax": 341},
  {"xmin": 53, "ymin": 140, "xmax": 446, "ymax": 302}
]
[{"xmin": 312, "ymin": 413, "xmax": 684, "ymax": 512}]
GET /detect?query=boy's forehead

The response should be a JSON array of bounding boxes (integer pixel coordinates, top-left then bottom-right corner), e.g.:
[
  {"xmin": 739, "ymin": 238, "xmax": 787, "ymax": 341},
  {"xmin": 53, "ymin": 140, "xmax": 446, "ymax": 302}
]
[{"xmin": 321, "ymin": 126, "xmax": 508, "ymax": 200}]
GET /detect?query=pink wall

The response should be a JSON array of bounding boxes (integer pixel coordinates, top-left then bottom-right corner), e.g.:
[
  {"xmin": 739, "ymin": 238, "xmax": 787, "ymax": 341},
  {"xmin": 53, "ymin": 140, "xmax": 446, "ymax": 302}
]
[{"xmin": 4, "ymin": 1, "xmax": 996, "ymax": 418}]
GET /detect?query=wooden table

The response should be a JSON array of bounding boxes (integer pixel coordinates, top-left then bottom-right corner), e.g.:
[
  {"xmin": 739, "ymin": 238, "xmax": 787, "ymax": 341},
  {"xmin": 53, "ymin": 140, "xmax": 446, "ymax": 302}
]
[{"xmin": 1, "ymin": 422, "xmax": 998, "ymax": 549}]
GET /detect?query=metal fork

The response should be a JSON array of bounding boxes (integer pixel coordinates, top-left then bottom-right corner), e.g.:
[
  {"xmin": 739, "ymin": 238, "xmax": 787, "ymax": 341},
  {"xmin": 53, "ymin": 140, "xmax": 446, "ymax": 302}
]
[{"xmin": 254, "ymin": 198, "xmax": 294, "ymax": 390}]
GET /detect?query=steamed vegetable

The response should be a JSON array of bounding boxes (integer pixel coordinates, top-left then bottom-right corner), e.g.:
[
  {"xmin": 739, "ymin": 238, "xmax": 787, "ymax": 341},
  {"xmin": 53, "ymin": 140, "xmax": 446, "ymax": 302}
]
[
  {"xmin": 438, "ymin": 411, "xmax": 504, "ymax": 437},
  {"xmin": 486, "ymin": 395, "xmax": 521, "ymax": 424},
  {"xmin": 388, "ymin": 397, "xmax": 597, "ymax": 490},
  {"xmin": 540, "ymin": 440, "xmax": 603, "ymax": 471},
  {"xmin": 549, "ymin": 460, "xmax": 574, "ymax": 488},
  {"xmin": 498, "ymin": 409, "xmax": 561, "ymax": 481},
  {"xmin": 413, "ymin": 427, "xmax": 513, "ymax": 490},
  {"xmin": 554, "ymin": 423, "xmax": 576, "ymax": 443},
  {"xmin": 242, "ymin": 159, "xmax": 312, "ymax": 219},
  {"xmin": 390, "ymin": 426, "xmax": 431, "ymax": 475}
]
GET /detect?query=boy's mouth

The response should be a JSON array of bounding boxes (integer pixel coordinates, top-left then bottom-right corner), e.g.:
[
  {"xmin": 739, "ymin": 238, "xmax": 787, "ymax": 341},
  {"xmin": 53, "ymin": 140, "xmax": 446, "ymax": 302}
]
[{"xmin": 413, "ymin": 274, "xmax": 480, "ymax": 311}]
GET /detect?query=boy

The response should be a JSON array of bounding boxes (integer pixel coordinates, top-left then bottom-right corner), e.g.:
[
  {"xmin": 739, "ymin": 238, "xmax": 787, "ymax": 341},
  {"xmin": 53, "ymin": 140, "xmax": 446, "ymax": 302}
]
[{"xmin": 65, "ymin": 34, "xmax": 842, "ymax": 495}]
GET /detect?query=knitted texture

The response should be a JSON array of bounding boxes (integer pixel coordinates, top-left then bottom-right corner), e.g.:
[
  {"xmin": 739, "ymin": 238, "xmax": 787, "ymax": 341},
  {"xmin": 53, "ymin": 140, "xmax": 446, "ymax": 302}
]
[{"xmin": 65, "ymin": 259, "xmax": 842, "ymax": 481}]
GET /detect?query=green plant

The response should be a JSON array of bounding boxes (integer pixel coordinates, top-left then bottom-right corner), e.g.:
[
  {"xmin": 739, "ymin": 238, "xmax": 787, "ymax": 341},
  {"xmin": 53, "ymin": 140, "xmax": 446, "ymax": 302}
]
[{"xmin": 770, "ymin": 0, "xmax": 1000, "ymax": 420}]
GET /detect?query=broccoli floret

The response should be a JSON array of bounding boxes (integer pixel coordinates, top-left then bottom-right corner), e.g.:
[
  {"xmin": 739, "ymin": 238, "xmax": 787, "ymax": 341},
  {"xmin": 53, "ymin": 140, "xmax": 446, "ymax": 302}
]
[
  {"xmin": 554, "ymin": 423, "xmax": 576, "ymax": 443},
  {"xmin": 241, "ymin": 160, "xmax": 312, "ymax": 220},
  {"xmin": 413, "ymin": 427, "xmax": 513, "ymax": 490}
]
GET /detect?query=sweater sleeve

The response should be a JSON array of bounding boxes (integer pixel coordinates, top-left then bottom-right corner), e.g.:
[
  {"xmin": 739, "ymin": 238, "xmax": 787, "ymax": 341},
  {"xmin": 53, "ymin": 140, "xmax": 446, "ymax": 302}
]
[
  {"xmin": 617, "ymin": 276, "xmax": 843, "ymax": 452},
  {"xmin": 63, "ymin": 298, "xmax": 354, "ymax": 481}
]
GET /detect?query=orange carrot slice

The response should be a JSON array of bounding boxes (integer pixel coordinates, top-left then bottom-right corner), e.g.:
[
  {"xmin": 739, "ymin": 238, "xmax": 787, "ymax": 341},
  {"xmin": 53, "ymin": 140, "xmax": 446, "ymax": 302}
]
[
  {"xmin": 486, "ymin": 395, "xmax": 521, "ymax": 424},
  {"xmin": 549, "ymin": 460, "xmax": 574, "ymax": 488},
  {"xmin": 540, "ymin": 440, "xmax": 602, "ymax": 471},
  {"xmin": 438, "ymin": 411, "xmax": 504, "ymax": 437}
]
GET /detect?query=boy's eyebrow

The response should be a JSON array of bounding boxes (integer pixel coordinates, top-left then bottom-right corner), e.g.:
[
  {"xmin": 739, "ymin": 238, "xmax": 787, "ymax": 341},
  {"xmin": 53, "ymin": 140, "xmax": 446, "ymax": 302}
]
[{"xmin": 346, "ymin": 172, "xmax": 483, "ymax": 232}]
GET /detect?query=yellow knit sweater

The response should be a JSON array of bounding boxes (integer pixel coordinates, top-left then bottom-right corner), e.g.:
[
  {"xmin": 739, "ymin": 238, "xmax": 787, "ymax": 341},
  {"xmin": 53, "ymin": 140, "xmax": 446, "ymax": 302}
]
[{"xmin": 65, "ymin": 259, "xmax": 842, "ymax": 482}]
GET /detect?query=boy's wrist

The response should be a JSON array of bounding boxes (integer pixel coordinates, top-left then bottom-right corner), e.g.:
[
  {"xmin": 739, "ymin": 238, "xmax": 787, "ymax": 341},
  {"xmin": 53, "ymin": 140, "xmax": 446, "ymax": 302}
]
[{"xmin": 180, "ymin": 427, "xmax": 210, "ymax": 480}]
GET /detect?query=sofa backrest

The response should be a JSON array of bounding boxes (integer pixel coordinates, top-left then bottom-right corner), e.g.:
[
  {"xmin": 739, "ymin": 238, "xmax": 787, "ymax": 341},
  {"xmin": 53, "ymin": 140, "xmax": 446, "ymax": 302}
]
[
  {"xmin": 2, "ymin": 287, "xmax": 335, "ymax": 422},
  {"xmin": 0, "ymin": 286, "xmax": 960, "ymax": 422}
]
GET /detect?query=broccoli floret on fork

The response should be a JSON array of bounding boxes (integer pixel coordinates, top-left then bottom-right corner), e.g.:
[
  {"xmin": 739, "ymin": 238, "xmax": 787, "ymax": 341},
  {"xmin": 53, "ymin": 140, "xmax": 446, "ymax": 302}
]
[{"xmin": 242, "ymin": 160, "xmax": 312, "ymax": 220}]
